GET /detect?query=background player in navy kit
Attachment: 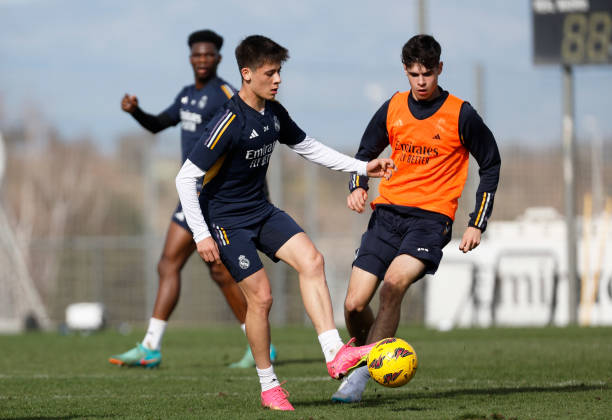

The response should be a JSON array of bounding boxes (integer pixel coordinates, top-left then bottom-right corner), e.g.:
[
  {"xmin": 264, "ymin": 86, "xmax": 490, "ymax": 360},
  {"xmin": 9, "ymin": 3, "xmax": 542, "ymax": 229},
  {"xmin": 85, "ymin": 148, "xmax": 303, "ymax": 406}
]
[
  {"xmin": 109, "ymin": 29, "xmax": 275, "ymax": 369},
  {"xmin": 331, "ymin": 34, "xmax": 501, "ymax": 403},
  {"xmin": 176, "ymin": 35, "xmax": 395, "ymax": 411}
]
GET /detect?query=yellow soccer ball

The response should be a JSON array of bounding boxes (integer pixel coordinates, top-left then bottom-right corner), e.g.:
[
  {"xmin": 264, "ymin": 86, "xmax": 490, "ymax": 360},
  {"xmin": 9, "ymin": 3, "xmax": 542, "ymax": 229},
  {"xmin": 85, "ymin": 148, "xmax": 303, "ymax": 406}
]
[{"xmin": 367, "ymin": 337, "xmax": 418, "ymax": 388}]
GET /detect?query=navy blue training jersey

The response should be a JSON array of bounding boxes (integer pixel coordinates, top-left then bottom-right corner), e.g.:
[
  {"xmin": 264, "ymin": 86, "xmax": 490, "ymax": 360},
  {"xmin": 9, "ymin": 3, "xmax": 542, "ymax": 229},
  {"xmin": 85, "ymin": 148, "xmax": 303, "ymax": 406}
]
[
  {"xmin": 187, "ymin": 95, "xmax": 306, "ymax": 228},
  {"xmin": 162, "ymin": 77, "xmax": 236, "ymax": 163}
]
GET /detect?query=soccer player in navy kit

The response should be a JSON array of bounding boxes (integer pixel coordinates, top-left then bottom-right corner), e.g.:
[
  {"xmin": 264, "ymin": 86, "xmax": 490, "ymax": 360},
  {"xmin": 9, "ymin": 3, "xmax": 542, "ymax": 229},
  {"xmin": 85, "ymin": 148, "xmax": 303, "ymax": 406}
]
[
  {"xmin": 331, "ymin": 35, "xmax": 501, "ymax": 403},
  {"xmin": 176, "ymin": 35, "xmax": 395, "ymax": 410},
  {"xmin": 109, "ymin": 30, "xmax": 275, "ymax": 369}
]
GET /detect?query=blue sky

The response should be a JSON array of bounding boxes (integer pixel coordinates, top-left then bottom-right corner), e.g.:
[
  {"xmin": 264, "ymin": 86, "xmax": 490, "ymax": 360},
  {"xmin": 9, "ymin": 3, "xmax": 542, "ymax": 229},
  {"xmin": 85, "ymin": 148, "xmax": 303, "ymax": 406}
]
[{"xmin": 1, "ymin": 0, "xmax": 611, "ymax": 155}]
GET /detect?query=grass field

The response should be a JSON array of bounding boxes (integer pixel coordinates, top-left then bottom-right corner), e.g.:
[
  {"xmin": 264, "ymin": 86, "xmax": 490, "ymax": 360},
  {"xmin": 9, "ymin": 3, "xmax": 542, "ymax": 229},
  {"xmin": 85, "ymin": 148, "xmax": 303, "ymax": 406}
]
[{"xmin": 1, "ymin": 325, "xmax": 610, "ymax": 419}]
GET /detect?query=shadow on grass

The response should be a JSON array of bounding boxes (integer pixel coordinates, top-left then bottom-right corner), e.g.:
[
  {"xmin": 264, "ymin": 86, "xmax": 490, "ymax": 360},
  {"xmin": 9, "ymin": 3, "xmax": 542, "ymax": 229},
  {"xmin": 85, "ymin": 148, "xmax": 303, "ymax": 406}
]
[
  {"xmin": 296, "ymin": 382, "xmax": 607, "ymax": 410},
  {"xmin": 408, "ymin": 382, "xmax": 608, "ymax": 400}
]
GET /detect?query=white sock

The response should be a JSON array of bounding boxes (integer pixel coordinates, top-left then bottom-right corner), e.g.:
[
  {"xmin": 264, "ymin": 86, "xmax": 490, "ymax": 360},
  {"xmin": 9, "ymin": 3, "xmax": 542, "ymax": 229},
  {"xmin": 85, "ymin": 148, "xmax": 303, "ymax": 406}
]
[
  {"xmin": 142, "ymin": 317, "xmax": 167, "ymax": 351},
  {"xmin": 257, "ymin": 365, "xmax": 280, "ymax": 392},
  {"xmin": 318, "ymin": 329, "xmax": 344, "ymax": 363},
  {"xmin": 240, "ymin": 323, "xmax": 246, "ymax": 334}
]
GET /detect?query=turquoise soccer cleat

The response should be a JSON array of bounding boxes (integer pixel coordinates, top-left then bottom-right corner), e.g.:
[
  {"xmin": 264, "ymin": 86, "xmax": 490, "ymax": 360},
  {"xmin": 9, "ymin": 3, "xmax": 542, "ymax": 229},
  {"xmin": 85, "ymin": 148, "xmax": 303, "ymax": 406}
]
[
  {"xmin": 229, "ymin": 344, "xmax": 278, "ymax": 368},
  {"xmin": 109, "ymin": 343, "xmax": 161, "ymax": 368},
  {"xmin": 270, "ymin": 343, "xmax": 277, "ymax": 363}
]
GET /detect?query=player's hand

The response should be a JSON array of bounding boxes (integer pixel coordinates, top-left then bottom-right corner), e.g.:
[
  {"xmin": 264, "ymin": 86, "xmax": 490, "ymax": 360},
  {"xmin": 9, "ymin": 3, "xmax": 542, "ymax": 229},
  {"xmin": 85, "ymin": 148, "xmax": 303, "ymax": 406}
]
[
  {"xmin": 196, "ymin": 236, "xmax": 221, "ymax": 264},
  {"xmin": 365, "ymin": 158, "xmax": 396, "ymax": 180},
  {"xmin": 459, "ymin": 226, "xmax": 481, "ymax": 253},
  {"xmin": 347, "ymin": 188, "xmax": 368, "ymax": 213},
  {"xmin": 121, "ymin": 93, "xmax": 139, "ymax": 114}
]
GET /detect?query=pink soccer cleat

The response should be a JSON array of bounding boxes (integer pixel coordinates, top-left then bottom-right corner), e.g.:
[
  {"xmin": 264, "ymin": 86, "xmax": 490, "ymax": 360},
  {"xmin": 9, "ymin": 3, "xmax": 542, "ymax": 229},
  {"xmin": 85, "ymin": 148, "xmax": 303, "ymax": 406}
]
[
  {"xmin": 326, "ymin": 337, "xmax": 377, "ymax": 380},
  {"xmin": 261, "ymin": 384, "xmax": 294, "ymax": 411}
]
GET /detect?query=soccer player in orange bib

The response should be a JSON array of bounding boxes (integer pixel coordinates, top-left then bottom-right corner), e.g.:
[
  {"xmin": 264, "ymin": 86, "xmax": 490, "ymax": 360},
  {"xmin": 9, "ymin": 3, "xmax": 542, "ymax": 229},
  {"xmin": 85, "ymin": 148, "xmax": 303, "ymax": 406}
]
[{"xmin": 332, "ymin": 34, "xmax": 501, "ymax": 403}]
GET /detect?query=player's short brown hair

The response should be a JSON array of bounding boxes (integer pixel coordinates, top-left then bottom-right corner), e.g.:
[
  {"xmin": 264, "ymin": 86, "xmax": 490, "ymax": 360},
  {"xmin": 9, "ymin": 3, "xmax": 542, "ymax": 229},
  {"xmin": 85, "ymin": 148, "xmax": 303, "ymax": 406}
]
[
  {"xmin": 235, "ymin": 35, "xmax": 289, "ymax": 71},
  {"xmin": 401, "ymin": 34, "xmax": 441, "ymax": 70}
]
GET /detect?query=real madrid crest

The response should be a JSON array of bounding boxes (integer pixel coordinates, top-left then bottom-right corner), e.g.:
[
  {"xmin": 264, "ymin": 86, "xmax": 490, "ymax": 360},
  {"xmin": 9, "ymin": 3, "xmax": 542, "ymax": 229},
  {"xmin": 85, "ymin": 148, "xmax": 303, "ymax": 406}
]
[
  {"xmin": 198, "ymin": 95, "xmax": 208, "ymax": 109},
  {"xmin": 238, "ymin": 255, "xmax": 250, "ymax": 270},
  {"xmin": 273, "ymin": 115, "xmax": 280, "ymax": 132}
]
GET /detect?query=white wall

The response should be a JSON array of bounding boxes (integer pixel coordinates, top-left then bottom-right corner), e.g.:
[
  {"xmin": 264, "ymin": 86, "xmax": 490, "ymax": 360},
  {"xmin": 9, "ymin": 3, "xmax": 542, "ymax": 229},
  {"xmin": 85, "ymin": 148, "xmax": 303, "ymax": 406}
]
[{"xmin": 425, "ymin": 209, "xmax": 612, "ymax": 328}]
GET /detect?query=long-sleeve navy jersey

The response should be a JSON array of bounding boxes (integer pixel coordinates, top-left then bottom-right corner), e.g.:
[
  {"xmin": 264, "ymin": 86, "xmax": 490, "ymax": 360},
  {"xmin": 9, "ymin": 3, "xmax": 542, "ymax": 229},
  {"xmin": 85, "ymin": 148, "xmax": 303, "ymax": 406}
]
[
  {"xmin": 130, "ymin": 76, "xmax": 236, "ymax": 163},
  {"xmin": 186, "ymin": 94, "xmax": 306, "ymax": 229}
]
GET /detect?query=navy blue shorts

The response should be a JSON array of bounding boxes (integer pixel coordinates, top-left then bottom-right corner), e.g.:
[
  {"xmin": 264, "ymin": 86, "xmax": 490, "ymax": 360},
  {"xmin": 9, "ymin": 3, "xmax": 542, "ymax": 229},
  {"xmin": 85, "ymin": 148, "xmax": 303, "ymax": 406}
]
[
  {"xmin": 172, "ymin": 201, "xmax": 192, "ymax": 233},
  {"xmin": 210, "ymin": 207, "xmax": 303, "ymax": 282},
  {"xmin": 354, "ymin": 206, "xmax": 452, "ymax": 279}
]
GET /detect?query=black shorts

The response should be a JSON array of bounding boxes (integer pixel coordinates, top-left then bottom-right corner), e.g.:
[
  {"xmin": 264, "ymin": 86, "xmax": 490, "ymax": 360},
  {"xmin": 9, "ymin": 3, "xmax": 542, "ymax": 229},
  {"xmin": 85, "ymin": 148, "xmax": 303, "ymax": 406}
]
[
  {"xmin": 354, "ymin": 206, "xmax": 452, "ymax": 279},
  {"xmin": 210, "ymin": 207, "xmax": 303, "ymax": 282}
]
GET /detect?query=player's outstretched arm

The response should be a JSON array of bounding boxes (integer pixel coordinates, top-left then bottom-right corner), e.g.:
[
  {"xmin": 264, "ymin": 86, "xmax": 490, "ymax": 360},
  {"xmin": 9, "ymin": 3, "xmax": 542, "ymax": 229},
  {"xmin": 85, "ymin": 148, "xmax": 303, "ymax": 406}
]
[
  {"xmin": 122, "ymin": 93, "xmax": 175, "ymax": 134},
  {"xmin": 289, "ymin": 136, "xmax": 394, "ymax": 177},
  {"xmin": 366, "ymin": 158, "xmax": 396, "ymax": 180},
  {"xmin": 459, "ymin": 226, "xmax": 481, "ymax": 253},
  {"xmin": 347, "ymin": 188, "xmax": 368, "ymax": 213}
]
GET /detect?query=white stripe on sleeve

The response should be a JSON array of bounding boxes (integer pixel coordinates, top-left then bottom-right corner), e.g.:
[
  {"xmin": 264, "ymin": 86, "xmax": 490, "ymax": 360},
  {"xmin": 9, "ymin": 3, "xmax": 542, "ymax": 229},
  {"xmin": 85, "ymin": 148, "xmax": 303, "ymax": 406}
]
[
  {"xmin": 478, "ymin": 192, "xmax": 492, "ymax": 228},
  {"xmin": 289, "ymin": 136, "xmax": 367, "ymax": 175},
  {"xmin": 175, "ymin": 159, "xmax": 211, "ymax": 243}
]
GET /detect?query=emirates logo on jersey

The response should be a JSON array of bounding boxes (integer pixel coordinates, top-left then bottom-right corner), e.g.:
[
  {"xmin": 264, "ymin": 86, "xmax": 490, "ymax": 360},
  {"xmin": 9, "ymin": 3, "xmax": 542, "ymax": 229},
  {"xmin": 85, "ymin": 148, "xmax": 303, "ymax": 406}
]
[{"xmin": 394, "ymin": 141, "xmax": 439, "ymax": 165}]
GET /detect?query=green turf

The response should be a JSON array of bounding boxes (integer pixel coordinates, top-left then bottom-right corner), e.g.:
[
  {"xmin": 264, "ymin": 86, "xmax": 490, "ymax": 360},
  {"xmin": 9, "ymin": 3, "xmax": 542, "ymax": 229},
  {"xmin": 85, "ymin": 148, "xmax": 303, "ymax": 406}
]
[{"xmin": 0, "ymin": 325, "xmax": 610, "ymax": 419}]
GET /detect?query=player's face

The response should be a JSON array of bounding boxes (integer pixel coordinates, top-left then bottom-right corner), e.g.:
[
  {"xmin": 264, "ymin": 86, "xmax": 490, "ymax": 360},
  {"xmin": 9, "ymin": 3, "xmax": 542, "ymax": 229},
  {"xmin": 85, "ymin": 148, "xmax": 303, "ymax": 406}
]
[
  {"xmin": 405, "ymin": 62, "xmax": 443, "ymax": 101},
  {"xmin": 243, "ymin": 61, "xmax": 282, "ymax": 101},
  {"xmin": 190, "ymin": 42, "xmax": 221, "ymax": 81}
]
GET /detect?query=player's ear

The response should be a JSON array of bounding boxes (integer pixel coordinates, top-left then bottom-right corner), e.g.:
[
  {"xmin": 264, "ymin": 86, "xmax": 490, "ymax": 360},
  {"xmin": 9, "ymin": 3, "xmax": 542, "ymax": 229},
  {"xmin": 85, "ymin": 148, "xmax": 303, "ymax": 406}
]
[
  {"xmin": 437, "ymin": 61, "xmax": 443, "ymax": 76},
  {"xmin": 218, "ymin": 54, "xmax": 222, "ymax": 64},
  {"xmin": 403, "ymin": 63, "xmax": 408, "ymax": 75},
  {"xmin": 241, "ymin": 67, "xmax": 252, "ymax": 83}
]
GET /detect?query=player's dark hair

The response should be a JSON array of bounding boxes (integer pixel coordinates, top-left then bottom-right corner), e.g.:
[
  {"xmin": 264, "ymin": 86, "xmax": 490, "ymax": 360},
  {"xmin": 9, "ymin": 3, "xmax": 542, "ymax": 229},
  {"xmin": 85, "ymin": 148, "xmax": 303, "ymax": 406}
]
[
  {"xmin": 235, "ymin": 35, "xmax": 289, "ymax": 71},
  {"xmin": 188, "ymin": 29, "xmax": 223, "ymax": 50},
  {"xmin": 401, "ymin": 34, "xmax": 441, "ymax": 70}
]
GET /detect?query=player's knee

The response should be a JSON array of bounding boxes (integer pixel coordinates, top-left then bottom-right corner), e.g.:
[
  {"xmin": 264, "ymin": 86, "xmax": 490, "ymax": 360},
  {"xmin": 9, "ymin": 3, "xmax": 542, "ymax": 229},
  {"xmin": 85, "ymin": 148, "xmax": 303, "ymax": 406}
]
[
  {"xmin": 299, "ymin": 249, "xmax": 325, "ymax": 277},
  {"xmin": 383, "ymin": 271, "xmax": 413, "ymax": 292},
  {"xmin": 249, "ymin": 291, "xmax": 273, "ymax": 313},
  {"xmin": 379, "ymin": 275, "xmax": 412, "ymax": 304},
  {"xmin": 344, "ymin": 294, "xmax": 368, "ymax": 314},
  {"xmin": 157, "ymin": 255, "xmax": 180, "ymax": 279}
]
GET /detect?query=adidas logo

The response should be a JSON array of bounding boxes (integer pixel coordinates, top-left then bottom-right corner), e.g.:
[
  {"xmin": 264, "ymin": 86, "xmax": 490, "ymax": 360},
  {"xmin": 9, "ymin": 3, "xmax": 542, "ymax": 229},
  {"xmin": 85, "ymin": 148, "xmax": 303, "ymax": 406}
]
[
  {"xmin": 249, "ymin": 129, "xmax": 258, "ymax": 139},
  {"xmin": 432, "ymin": 133, "xmax": 441, "ymax": 140}
]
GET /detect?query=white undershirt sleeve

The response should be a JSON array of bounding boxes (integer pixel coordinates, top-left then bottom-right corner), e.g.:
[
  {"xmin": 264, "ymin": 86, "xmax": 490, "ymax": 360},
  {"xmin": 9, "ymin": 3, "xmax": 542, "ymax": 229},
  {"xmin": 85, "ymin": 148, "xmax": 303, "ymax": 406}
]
[
  {"xmin": 175, "ymin": 159, "xmax": 211, "ymax": 243},
  {"xmin": 289, "ymin": 136, "xmax": 368, "ymax": 175}
]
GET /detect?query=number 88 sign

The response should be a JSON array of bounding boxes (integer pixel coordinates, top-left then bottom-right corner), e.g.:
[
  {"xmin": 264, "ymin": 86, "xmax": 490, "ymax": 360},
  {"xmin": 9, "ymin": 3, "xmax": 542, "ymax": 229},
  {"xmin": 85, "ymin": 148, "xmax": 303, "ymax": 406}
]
[{"xmin": 533, "ymin": 0, "xmax": 612, "ymax": 65}]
